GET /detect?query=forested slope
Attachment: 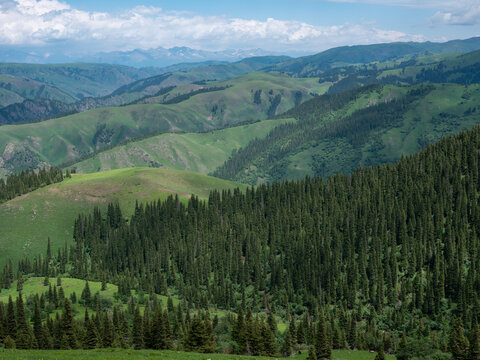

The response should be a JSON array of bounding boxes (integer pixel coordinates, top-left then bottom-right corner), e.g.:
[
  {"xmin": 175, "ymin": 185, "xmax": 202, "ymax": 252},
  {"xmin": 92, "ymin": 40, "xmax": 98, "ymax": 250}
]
[
  {"xmin": 213, "ymin": 83, "xmax": 480, "ymax": 184},
  {"xmin": 3, "ymin": 125, "xmax": 479, "ymax": 356}
]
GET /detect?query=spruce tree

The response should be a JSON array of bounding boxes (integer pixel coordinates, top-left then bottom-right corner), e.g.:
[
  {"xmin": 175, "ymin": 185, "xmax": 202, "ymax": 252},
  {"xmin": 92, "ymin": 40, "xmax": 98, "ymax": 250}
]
[
  {"xmin": 33, "ymin": 298, "xmax": 43, "ymax": 349},
  {"xmin": 15, "ymin": 292, "xmax": 33, "ymax": 349},
  {"xmin": 102, "ymin": 313, "xmax": 114, "ymax": 348},
  {"xmin": 62, "ymin": 298, "xmax": 77, "ymax": 349},
  {"xmin": 81, "ymin": 280, "xmax": 91, "ymax": 307},
  {"xmin": 4, "ymin": 335, "xmax": 15, "ymax": 349},
  {"xmin": 6, "ymin": 296, "xmax": 16, "ymax": 339},
  {"xmin": 374, "ymin": 347, "xmax": 386, "ymax": 360},
  {"xmin": 396, "ymin": 333, "xmax": 408, "ymax": 360},
  {"xmin": 281, "ymin": 329, "xmax": 292, "ymax": 357},
  {"xmin": 84, "ymin": 319, "xmax": 99, "ymax": 349},
  {"xmin": 315, "ymin": 312, "xmax": 331, "ymax": 360},
  {"xmin": 132, "ymin": 306, "xmax": 144, "ymax": 350},
  {"xmin": 450, "ymin": 319, "xmax": 469, "ymax": 360},
  {"xmin": 470, "ymin": 321, "xmax": 480, "ymax": 360},
  {"xmin": 307, "ymin": 344, "xmax": 317, "ymax": 360},
  {"xmin": 261, "ymin": 322, "xmax": 277, "ymax": 357}
]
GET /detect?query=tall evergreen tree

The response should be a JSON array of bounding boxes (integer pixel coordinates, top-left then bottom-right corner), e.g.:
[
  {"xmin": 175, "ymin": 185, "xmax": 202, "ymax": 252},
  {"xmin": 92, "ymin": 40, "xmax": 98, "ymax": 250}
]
[
  {"xmin": 132, "ymin": 306, "xmax": 144, "ymax": 350},
  {"xmin": 15, "ymin": 292, "xmax": 33, "ymax": 349},
  {"xmin": 450, "ymin": 319, "xmax": 469, "ymax": 360},
  {"xmin": 315, "ymin": 312, "xmax": 331, "ymax": 360},
  {"xmin": 61, "ymin": 299, "xmax": 77, "ymax": 349},
  {"xmin": 470, "ymin": 321, "xmax": 480, "ymax": 360}
]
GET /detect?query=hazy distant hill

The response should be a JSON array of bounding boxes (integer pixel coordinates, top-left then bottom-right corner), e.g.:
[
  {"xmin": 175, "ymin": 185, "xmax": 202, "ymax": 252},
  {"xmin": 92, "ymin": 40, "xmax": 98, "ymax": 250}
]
[
  {"xmin": 0, "ymin": 63, "xmax": 163, "ymax": 99},
  {"xmin": 0, "ymin": 56, "xmax": 291, "ymax": 125},
  {"xmin": 0, "ymin": 45, "xmax": 289, "ymax": 68},
  {"xmin": 268, "ymin": 37, "xmax": 480, "ymax": 77}
]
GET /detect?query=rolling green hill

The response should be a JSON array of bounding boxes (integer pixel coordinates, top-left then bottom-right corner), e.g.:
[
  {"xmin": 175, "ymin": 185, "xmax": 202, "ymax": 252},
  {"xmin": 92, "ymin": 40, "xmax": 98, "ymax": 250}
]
[
  {"xmin": 214, "ymin": 82, "xmax": 480, "ymax": 184},
  {"xmin": 0, "ymin": 72, "xmax": 325, "ymax": 176},
  {"xmin": 72, "ymin": 119, "xmax": 294, "ymax": 175},
  {"xmin": 0, "ymin": 168, "xmax": 246, "ymax": 266},
  {"xmin": 0, "ymin": 63, "xmax": 162, "ymax": 99},
  {"xmin": 0, "ymin": 74, "xmax": 76, "ymax": 107}
]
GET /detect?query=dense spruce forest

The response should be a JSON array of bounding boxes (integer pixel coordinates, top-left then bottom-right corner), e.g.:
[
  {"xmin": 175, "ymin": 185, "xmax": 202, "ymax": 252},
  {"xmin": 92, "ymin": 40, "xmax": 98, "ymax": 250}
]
[{"xmin": 1, "ymin": 126, "xmax": 480, "ymax": 358}]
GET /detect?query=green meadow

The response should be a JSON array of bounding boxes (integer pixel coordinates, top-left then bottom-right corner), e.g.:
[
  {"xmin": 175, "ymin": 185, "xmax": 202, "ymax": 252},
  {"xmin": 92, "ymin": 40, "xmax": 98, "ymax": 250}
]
[
  {"xmin": 0, "ymin": 349, "xmax": 394, "ymax": 360},
  {"xmin": 73, "ymin": 119, "xmax": 295, "ymax": 174},
  {"xmin": 0, "ymin": 168, "xmax": 247, "ymax": 266}
]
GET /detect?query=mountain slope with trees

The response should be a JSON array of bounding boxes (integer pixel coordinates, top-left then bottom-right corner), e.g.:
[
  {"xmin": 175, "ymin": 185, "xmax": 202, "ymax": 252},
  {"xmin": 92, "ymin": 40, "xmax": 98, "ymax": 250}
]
[
  {"xmin": 0, "ymin": 167, "xmax": 247, "ymax": 266},
  {"xmin": 213, "ymin": 82, "xmax": 480, "ymax": 184},
  {"xmin": 268, "ymin": 37, "xmax": 480, "ymax": 77},
  {"xmin": 2, "ymin": 125, "xmax": 480, "ymax": 357}
]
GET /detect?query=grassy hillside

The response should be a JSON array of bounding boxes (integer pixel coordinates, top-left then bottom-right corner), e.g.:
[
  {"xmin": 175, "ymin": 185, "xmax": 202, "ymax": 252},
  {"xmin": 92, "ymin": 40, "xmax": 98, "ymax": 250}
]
[
  {"xmin": 114, "ymin": 56, "xmax": 291, "ymax": 97},
  {"xmin": 0, "ymin": 74, "xmax": 76, "ymax": 107},
  {"xmin": 0, "ymin": 349, "xmax": 394, "ymax": 360},
  {"xmin": 214, "ymin": 82, "xmax": 480, "ymax": 184},
  {"xmin": 0, "ymin": 73, "xmax": 324, "ymax": 176},
  {"xmin": 72, "ymin": 119, "xmax": 294, "ymax": 174},
  {"xmin": 0, "ymin": 168, "xmax": 246, "ymax": 266}
]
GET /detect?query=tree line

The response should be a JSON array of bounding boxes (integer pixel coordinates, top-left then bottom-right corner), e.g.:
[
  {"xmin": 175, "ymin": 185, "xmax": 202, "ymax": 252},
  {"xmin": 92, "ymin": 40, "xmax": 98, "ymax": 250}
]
[{"xmin": 0, "ymin": 166, "xmax": 64, "ymax": 203}]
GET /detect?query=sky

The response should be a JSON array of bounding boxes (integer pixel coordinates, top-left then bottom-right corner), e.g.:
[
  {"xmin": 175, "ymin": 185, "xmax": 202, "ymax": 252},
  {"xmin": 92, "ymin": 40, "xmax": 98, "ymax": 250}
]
[{"xmin": 0, "ymin": 0, "xmax": 479, "ymax": 56}]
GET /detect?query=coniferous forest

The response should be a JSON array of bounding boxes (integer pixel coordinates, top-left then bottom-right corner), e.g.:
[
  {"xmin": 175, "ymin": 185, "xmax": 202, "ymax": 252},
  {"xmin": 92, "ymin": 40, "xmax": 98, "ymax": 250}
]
[
  {"xmin": 0, "ymin": 167, "xmax": 64, "ymax": 204},
  {"xmin": 2, "ymin": 126, "xmax": 480, "ymax": 358}
]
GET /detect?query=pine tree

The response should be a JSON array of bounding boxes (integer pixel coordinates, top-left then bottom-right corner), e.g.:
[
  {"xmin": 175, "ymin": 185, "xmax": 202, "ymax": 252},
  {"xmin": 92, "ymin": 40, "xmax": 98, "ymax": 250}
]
[
  {"xmin": 4, "ymin": 335, "xmax": 15, "ymax": 349},
  {"xmin": 33, "ymin": 298, "xmax": 43, "ymax": 349},
  {"xmin": 281, "ymin": 329, "xmax": 292, "ymax": 357},
  {"xmin": 184, "ymin": 315, "xmax": 215, "ymax": 353},
  {"xmin": 374, "ymin": 347, "xmax": 386, "ymax": 360},
  {"xmin": 396, "ymin": 333, "xmax": 408, "ymax": 360},
  {"xmin": 203, "ymin": 313, "xmax": 215, "ymax": 353},
  {"xmin": 307, "ymin": 344, "xmax": 317, "ymax": 360},
  {"xmin": 15, "ymin": 292, "xmax": 33, "ymax": 349},
  {"xmin": 315, "ymin": 312, "xmax": 331, "ymax": 360},
  {"xmin": 132, "ymin": 306, "xmax": 144, "ymax": 350},
  {"xmin": 84, "ymin": 319, "xmax": 99, "ymax": 349},
  {"xmin": 81, "ymin": 280, "xmax": 91, "ymax": 307},
  {"xmin": 450, "ymin": 319, "xmax": 469, "ymax": 360},
  {"xmin": 62, "ymin": 298, "xmax": 77, "ymax": 349},
  {"xmin": 261, "ymin": 322, "xmax": 277, "ymax": 357},
  {"xmin": 102, "ymin": 313, "xmax": 114, "ymax": 348},
  {"xmin": 6, "ymin": 296, "xmax": 16, "ymax": 339},
  {"xmin": 470, "ymin": 321, "xmax": 480, "ymax": 360}
]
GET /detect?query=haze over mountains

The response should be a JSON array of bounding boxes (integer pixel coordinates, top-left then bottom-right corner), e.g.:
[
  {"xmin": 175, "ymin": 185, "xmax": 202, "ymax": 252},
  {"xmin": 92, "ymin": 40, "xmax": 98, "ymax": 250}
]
[{"xmin": 0, "ymin": 45, "xmax": 293, "ymax": 68}]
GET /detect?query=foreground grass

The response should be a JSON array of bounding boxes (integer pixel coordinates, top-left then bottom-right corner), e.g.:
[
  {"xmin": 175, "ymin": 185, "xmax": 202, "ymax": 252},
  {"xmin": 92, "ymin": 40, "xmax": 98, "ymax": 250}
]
[
  {"xmin": 0, "ymin": 349, "xmax": 394, "ymax": 360},
  {"xmin": 0, "ymin": 168, "xmax": 247, "ymax": 266}
]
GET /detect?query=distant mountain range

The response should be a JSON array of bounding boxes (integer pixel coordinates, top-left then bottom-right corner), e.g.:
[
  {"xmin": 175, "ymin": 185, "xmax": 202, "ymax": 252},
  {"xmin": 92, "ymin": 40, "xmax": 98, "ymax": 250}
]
[{"xmin": 0, "ymin": 46, "xmax": 293, "ymax": 68}]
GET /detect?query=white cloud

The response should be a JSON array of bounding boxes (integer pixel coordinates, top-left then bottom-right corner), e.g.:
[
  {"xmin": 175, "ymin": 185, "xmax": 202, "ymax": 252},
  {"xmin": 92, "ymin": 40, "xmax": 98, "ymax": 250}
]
[
  {"xmin": 430, "ymin": 1, "xmax": 480, "ymax": 25},
  {"xmin": 0, "ymin": 0, "xmax": 425, "ymax": 53},
  {"xmin": 325, "ymin": 0, "xmax": 480, "ymax": 25}
]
